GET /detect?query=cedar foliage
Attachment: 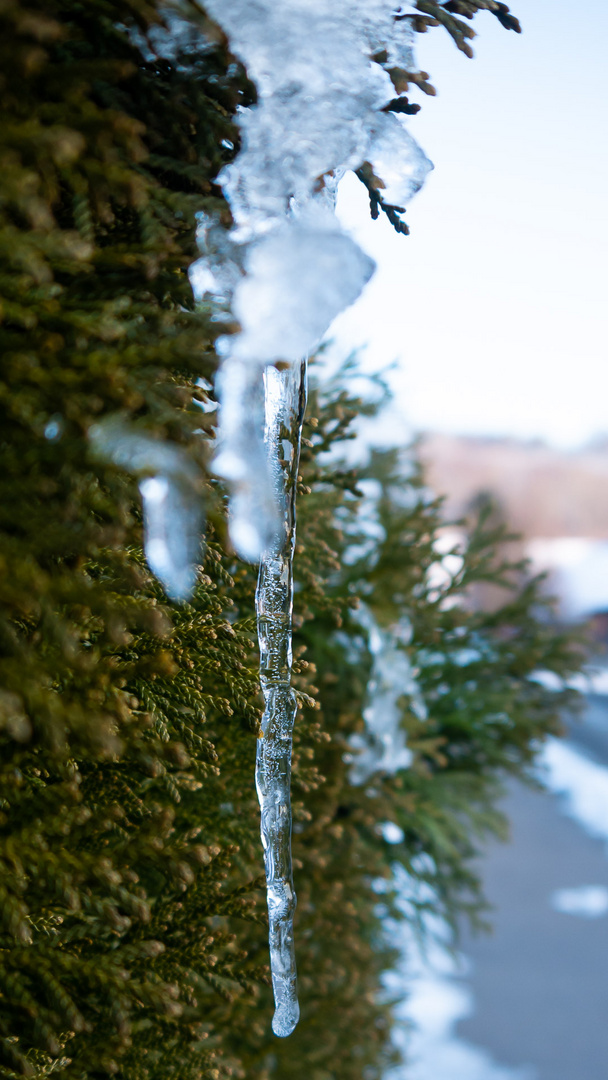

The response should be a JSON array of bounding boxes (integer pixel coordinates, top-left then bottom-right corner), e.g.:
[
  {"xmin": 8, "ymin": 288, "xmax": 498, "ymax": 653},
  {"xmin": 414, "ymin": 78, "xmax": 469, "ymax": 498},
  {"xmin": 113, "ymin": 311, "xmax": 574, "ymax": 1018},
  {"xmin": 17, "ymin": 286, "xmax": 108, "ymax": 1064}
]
[{"xmin": 0, "ymin": 3, "xmax": 582, "ymax": 1079}]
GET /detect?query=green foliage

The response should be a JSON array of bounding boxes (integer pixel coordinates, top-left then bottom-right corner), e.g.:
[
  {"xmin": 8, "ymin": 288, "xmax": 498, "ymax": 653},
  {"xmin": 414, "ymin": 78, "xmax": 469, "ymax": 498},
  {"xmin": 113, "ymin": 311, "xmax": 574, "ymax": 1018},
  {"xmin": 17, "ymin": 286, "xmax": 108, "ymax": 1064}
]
[
  {"xmin": 295, "ymin": 371, "xmax": 581, "ymax": 938},
  {"xmin": 0, "ymin": 3, "xmax": 583, "ymax": 1080}
]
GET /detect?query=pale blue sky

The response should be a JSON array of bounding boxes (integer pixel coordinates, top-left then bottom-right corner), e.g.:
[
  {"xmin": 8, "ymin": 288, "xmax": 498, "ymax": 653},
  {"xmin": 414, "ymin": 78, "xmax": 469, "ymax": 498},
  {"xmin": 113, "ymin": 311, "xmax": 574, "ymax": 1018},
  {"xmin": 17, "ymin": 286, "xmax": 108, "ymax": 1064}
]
[{"xmin": 334, "ymin": 0, "xmax": 608, "ymax": 448}]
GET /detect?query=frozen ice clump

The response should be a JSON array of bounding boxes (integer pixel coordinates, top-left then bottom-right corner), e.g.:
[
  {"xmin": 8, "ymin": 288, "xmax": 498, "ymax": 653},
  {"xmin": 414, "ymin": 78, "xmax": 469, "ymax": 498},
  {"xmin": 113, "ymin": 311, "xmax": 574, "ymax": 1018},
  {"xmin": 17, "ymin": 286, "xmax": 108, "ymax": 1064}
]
[
  {"xmin": 138, "ymin": 473, "xmax": 200, "ymax": 602},
  {"xmin": 192, "ymin": 204, "xmax": 375, "ymax": 560},
  {"xmin": 229, "ymin": 209, "xmax": 375, "ymax": 365},
  {"xmin": 203, "ymin": 1, "xmax": 394, "ymax": 234},
  {"xmin": 188, "ymin": 211, "xmax": 244, "ymax": 308},
  {"xmin": 360, "ymin": 3, "xmax": 417, "ymax": 68},
  {"xmin": 196, "ymin": 0, "xmax": 432, "ymax": 562},
  {"xmin": 367, "ymin": 112, "xmax": 433, "ymax": 208},
  {"xmin": 89, "ymin": 418, "xmax": 202, "ymax": 602},
  {"xmin": 202, "ymin": 0, "xmax": 432, "ymax": 237},
  {"xmin": 385, "ymin": 8, "xmax": 417, "ymax": 70}
]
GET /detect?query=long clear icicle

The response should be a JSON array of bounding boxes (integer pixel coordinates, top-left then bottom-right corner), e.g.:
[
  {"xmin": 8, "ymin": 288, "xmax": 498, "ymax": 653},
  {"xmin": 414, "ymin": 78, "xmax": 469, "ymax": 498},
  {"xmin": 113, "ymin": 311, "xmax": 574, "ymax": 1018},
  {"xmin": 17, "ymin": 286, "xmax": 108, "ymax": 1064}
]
[{"xmin": 255, "ymin": 359, "xmax": 307, "ymax": 1037}]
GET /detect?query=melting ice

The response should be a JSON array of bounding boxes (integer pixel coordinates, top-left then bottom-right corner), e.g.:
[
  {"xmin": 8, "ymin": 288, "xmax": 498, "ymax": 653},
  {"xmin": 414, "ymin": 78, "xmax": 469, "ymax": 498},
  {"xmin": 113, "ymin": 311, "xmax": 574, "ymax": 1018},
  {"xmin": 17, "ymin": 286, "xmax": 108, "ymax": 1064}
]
[{"xmin": 192, "ymin": 0, "xmax": 432, "ymax": 562}]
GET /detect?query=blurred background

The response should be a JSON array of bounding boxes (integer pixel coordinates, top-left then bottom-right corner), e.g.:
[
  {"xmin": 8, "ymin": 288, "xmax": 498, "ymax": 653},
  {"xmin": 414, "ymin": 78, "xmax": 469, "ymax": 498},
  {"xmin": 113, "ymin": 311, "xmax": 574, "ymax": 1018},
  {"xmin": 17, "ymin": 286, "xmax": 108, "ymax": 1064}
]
[{"xmin": 331, "ymin": 1, "xmax": 608, "ymax": 1076}]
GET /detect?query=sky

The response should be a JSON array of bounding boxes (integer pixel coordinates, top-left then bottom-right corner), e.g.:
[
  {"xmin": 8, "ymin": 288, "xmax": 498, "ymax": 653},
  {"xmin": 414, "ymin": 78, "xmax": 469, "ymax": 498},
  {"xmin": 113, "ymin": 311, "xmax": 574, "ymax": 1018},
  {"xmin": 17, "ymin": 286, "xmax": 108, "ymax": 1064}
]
[{"xmin": 332, "ymin": 0, "xmax": 608, "ymax": 449}]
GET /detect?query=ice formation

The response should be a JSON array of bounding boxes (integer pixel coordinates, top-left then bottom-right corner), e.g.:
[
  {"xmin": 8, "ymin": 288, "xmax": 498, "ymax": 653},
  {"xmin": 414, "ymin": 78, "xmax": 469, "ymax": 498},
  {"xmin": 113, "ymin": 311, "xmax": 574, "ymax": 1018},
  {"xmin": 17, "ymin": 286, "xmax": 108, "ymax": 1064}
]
[
  {"xmin": 189, "ymin": 0, "xmax": 433, "ymax": 1037},
  {"xmin": 191, "ymin": 0, "xmax": 432, "ymax": 561},
  {"xmin": 191, "ymin": 207, "xmax": 374, "ymax": 558},
  {"xmin": 89, "ymin": 418, "xmax": 202, "ymax": 602},
  {"xmin": 255, "ymin": 360, "xmax": 307, "ymax": 1037},
  {"xmin": 348, "ymin": 606, "xmax": 424, "ymax": 786}
]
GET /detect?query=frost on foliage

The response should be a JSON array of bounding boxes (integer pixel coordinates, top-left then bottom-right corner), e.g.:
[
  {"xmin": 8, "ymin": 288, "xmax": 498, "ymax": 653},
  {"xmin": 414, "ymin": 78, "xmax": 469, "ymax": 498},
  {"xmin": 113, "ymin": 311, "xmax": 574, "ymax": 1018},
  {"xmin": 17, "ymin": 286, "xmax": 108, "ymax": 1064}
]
[
  {"xmin": 191, "ymin": 0, "xmax": 432, "ymax": 561},
  {"xmin": 348, "ymin": 606, "xmax": 425, "ymax": 785},
  {"xmin": 89, "ymin": 418, "xmax": 202, "ymax": 602},
  {"xmin": 255, "ymin": 361, "xmax": 307, "ymax": 1038}
]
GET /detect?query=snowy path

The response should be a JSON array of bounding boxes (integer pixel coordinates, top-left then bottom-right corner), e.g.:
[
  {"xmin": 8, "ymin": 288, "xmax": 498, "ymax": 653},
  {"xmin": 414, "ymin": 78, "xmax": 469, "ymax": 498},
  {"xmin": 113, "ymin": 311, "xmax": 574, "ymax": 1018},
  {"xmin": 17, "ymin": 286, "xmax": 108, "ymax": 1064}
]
[{"xmin": 396, "ymin": 698, "xmax": 608, "ymax": 1080}]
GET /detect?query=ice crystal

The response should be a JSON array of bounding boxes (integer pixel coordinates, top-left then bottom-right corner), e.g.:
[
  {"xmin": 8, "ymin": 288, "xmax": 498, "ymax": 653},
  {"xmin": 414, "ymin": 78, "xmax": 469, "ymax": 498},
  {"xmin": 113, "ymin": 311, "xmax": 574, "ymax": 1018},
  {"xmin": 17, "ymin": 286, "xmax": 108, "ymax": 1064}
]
[{"xmin": 89, "ymin": 418, "xmax": 202, "ymax": 601}]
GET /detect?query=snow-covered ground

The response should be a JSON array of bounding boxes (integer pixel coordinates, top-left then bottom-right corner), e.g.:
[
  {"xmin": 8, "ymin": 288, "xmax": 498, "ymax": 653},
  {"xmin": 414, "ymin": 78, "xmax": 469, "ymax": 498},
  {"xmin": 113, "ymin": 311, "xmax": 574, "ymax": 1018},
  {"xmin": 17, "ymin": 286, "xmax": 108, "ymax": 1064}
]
[
  {"xmin": 384, "ymin": 915, "xmax": 536, "ymax": 1080},
  {"xmin": 387, "ymin": 717, "xmax": 608, "ymax": 1079},
  {"xmin": 539, "ymin": 736, "xmax": 608, "ymax": 844},
  {"xmin": 527, "ymin": 538, "xmax": 608, "ymax": 622}
]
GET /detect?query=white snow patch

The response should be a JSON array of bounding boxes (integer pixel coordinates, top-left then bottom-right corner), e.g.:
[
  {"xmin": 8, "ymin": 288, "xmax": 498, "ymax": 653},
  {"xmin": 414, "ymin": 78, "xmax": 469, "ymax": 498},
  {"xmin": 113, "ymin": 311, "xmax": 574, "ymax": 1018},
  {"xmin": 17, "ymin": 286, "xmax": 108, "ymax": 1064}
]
[
  {"xmin": 381, "ymin": 866, "xmax": 537, "ymax": 1080},
  {"xmin": 531, "ymin": 666, "xmax": 608, "ymax": 697},
  {"xmin": 538, "ymin": 737, "xmax": 608, "ymax": 845},
  {"xmin": 550, "ymin": 885, "xmax": 608, "ymax": 918},
  {"xmin": 526, "ymin": 537, "xmax": 608, "ymax": 621}
]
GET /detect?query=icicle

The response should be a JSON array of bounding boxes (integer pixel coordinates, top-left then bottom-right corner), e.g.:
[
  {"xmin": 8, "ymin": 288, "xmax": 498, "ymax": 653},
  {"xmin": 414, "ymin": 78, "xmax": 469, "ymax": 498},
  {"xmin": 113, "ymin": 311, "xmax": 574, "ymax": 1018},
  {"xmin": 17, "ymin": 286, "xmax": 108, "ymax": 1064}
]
[
  {"xmin": 88, "ymin": 418, "xmax": 202, "ymax": 602},
  {"xmin": 255, "ymin": 359, "xmax": 307, "ymax": 1037},
  {"xmin": 188, "ymin": 0, "xmax": 435, "ymax": 1038}
]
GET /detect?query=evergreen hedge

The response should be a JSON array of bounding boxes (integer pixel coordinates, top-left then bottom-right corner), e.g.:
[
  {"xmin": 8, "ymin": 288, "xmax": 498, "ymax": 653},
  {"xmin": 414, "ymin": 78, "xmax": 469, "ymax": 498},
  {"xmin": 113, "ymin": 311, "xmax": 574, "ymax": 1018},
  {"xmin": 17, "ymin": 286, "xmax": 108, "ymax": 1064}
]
[{"xmin": 0, "ymin": 3, "xmax": 581, "ymax": 1079}]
